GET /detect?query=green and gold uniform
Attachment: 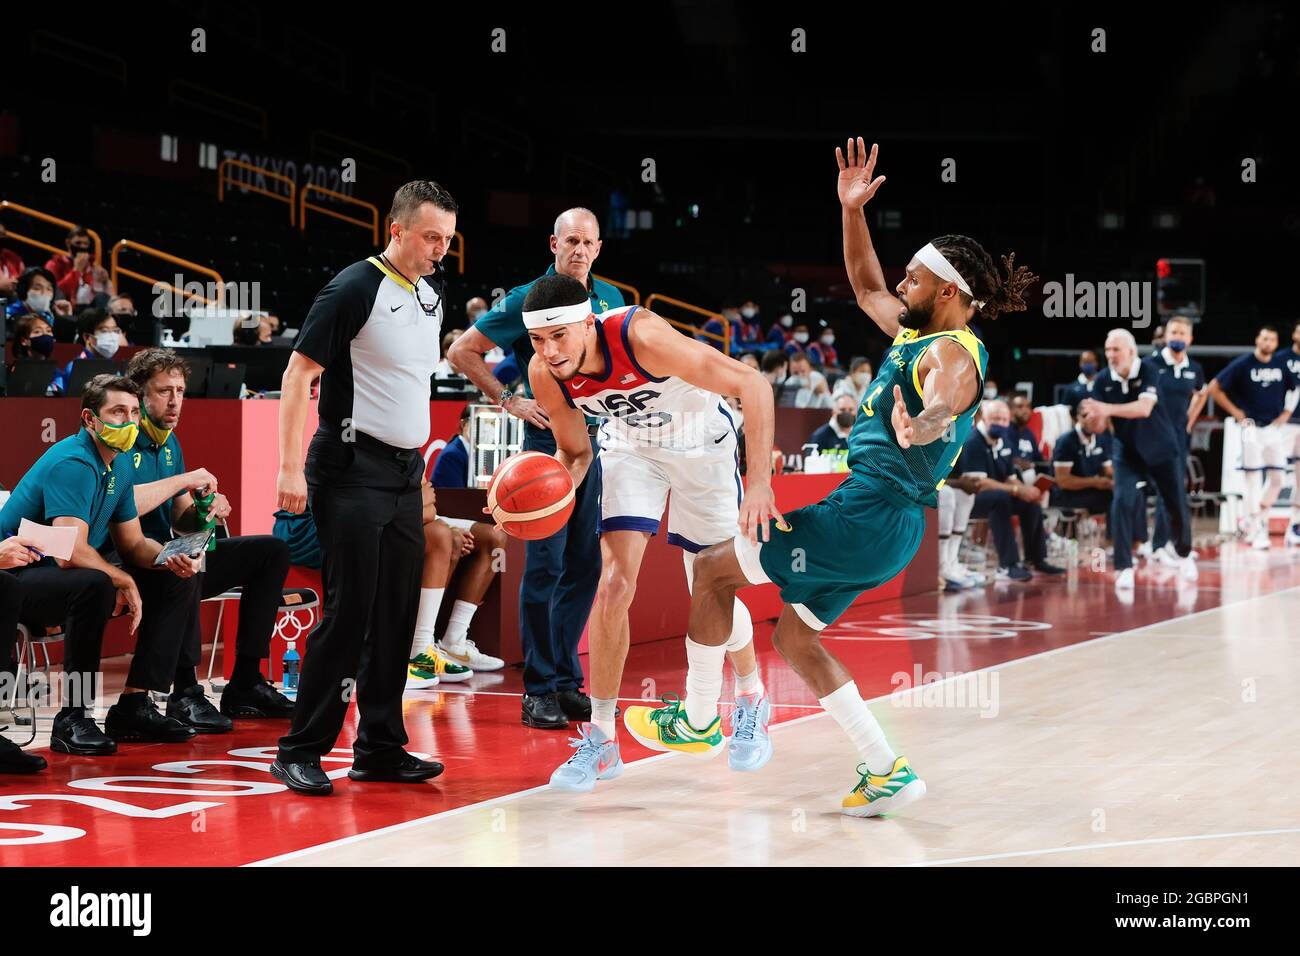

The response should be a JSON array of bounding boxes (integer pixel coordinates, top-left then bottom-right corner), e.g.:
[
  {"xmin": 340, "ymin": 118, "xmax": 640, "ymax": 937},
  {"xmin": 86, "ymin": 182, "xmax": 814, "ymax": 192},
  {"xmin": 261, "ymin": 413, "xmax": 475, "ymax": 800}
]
[{"xmin": 747, "ymin": 326, "xmax": 987, "ymax": 627}]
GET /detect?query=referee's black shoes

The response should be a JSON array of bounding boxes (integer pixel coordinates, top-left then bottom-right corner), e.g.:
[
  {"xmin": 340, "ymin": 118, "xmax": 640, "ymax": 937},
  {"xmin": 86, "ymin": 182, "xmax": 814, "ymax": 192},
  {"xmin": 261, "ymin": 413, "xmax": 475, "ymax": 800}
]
[
  {"xmin": 271, "ymin": 759, "xmax": 332, "ymax": 796},
  {"xmin": 167, "ymin": 684, "xmax": 233, "ymax": 733},
  {"xmin": 522, "ymin": 692, "xmax": 568, "ymax": 729},
  {"xmin": 50, "ymin": 710, "xmax": 118, "ymax": 755},
  {"xmin": 220, "ymin": 677, "xmax": 296, "ymax": 719},
  {"xmin": 348, "ymin": 752, "xmax": 444, "ymax": 784}
]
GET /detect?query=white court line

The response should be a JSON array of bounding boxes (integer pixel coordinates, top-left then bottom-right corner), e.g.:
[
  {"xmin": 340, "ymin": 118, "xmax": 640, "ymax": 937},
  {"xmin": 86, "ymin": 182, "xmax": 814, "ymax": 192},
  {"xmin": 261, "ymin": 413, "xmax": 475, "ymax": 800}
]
[
  {"xmin": 248, "ymin": 583, "xmax": 1300, "ymax": 867},
  {"xmin": 248, "ymin": 709, "xmax": 833, "ymax": 867},
  {"xmin": 907, "ymin": 828, "xmax": 1300, "ymax": 867}
]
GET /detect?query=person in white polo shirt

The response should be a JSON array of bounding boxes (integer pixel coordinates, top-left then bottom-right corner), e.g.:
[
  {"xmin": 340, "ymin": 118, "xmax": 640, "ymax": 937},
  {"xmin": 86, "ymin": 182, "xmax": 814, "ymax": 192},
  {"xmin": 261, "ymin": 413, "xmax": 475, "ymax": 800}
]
[{"xmin": 271, "ymin": 180, "xmax": 457, "ymax": 796}]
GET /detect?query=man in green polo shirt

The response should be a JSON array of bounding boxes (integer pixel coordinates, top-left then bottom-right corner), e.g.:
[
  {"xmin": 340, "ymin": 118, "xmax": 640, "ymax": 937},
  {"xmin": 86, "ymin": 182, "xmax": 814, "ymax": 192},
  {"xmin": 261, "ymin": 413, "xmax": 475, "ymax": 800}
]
[
  {"xmin": 0, "ymin": 374, "xmax": 205, "ymax": 754},
  {"xmin": 125, "ymin": 348, "xmax": 295, "ymax": 731},
  {"xmin": 448, "ymin": 208, "xmax": 622, "ymax": 731}
]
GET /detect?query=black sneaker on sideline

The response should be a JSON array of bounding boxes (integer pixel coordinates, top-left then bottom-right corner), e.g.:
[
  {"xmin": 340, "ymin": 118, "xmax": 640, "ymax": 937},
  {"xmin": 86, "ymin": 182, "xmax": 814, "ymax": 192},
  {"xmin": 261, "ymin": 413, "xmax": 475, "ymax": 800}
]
[
  {"xmin": 50, "ymin": 711, "xmax": 117, "ymax": 756},
  {"xmin": 167, "ymin": 684, "xmax": 233, "ymax": 733},
  {"xmin": 521, "ymin": 693, "xmax": 568, "ymax": 729},
  {"xmin": 0, "ymin": 734, "xmax": 47, "ymax": 773},
  {"xmin": 105, "ymin": 693, "xmax": 197, "ymax": 743},
  {"xmin": 220, "ymin": 677, "xmax": 295, "ymax": 718}
]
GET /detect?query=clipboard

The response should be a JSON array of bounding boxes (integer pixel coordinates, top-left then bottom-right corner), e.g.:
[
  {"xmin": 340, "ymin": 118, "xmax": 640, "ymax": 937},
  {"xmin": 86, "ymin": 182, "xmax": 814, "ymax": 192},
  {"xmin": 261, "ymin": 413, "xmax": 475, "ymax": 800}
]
[{"xmin": 153, "ymin": 529, "xmax": 214, "ymax": 566}]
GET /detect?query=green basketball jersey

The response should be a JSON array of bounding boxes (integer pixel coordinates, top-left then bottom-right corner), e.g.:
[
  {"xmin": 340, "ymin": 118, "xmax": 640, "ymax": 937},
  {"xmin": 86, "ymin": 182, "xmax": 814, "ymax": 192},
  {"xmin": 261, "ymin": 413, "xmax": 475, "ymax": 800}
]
[{"xmin": 847, "ymin": 325, "xmax": 988, "ymax": 508}]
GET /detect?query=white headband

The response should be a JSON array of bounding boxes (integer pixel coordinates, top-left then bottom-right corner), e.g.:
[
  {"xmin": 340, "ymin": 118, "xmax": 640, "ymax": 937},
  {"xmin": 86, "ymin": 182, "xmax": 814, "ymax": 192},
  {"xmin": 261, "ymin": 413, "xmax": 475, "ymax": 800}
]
[
  {"xmin": 521, "ymin": 301, "xmax": 591, "ymax": 330},
  {"xmin": 915, "ymin": 243, "xmax": 985, "ymax": 309}
]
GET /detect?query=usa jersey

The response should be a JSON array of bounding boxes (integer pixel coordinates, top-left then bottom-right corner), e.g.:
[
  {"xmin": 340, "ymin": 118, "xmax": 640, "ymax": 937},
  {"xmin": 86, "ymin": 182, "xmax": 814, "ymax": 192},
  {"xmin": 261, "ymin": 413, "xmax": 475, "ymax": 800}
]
[
  {"xmin": 1213, "ymin": 352, "xmax": 1300, "ymax": 424},
  {"xmin": 558, "ymin": 306, "xmax": 732, "ymax": 451},
  {"xmin": 1284, "ymin": 348, "xmax": 1300, "ymax": 424}
]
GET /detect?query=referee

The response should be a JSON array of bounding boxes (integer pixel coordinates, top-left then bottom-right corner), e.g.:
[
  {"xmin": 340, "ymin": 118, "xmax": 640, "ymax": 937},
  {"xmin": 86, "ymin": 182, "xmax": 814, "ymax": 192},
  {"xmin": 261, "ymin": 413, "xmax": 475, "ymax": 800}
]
[{"xmin": 271, "ymin": 181, "xmax": 457, "ymax": 796}]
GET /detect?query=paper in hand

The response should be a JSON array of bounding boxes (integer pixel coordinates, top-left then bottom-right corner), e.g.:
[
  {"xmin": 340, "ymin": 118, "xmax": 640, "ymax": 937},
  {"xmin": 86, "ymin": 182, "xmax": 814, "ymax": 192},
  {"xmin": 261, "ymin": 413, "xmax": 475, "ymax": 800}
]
[{"xmin": 17, "ymin": 519, "xmax": 78, "ymax": 561}]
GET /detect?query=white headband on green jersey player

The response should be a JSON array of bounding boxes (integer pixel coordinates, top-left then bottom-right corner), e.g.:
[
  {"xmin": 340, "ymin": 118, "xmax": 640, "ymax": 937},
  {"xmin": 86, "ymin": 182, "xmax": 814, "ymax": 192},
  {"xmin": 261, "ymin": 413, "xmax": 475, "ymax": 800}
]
[{"xmin": 915, "ymin": 243, "xmax": 985, "ymax": 310}]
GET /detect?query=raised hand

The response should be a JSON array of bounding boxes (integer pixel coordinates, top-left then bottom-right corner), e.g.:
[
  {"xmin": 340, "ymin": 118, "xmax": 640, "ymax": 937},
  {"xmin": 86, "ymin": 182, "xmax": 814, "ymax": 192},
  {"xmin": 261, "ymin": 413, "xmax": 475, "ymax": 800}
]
[{"xmin": 836, "ymin": 137, "xmax": 886, "ymax": 209}]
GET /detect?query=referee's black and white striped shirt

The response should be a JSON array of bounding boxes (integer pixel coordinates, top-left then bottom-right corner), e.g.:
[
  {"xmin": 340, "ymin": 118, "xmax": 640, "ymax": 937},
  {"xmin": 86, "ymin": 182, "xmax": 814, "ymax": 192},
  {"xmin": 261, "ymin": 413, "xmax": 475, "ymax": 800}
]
[{"xmin": 295, "ymin": 256, "xmax": 444, "ymax": 449}]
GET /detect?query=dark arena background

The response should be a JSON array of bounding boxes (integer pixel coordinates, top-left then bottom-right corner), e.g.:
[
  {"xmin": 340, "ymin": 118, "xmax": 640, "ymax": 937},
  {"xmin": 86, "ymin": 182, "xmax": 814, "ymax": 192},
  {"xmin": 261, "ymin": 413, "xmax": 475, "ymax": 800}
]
[{"xmin": 0, "ymin": 1, "xmax": 1295, "ymax": 927}]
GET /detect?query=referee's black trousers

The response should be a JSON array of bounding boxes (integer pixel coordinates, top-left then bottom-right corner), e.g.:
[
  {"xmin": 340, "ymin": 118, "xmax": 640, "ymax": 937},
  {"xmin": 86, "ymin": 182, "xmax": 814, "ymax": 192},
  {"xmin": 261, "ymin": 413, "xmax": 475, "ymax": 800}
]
[
  {"xmin": 277, "ymin": 430, "xmax": 424, "ymax": 767},
  {"xmin": 1, "ymin": 566, "xmax": 116, "ymax": 713}
]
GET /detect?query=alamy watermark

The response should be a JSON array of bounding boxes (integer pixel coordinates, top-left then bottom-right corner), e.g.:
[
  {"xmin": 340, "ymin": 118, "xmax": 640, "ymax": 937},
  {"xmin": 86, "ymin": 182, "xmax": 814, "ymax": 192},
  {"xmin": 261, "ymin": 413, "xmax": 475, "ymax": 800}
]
[{"xmin": 1042, "ymin": 275, "xmax": 1151, "ymax": 329}]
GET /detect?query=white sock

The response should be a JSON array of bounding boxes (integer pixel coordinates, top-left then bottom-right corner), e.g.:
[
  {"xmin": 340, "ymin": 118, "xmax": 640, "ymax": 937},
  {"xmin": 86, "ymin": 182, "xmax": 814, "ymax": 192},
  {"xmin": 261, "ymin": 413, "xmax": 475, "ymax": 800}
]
[
  {"xmin": 591, "ymin": 697, "xmax": 618, "ymax": 740},
  {"xmin": 735, "ymin": 667, "xmax": 764, "ymax": 699},
  {"xmin": 441, "ymin": 600, "xmax": 478, "ymax": 648},
  {"xmin": 819, "ymin": 681, "xmax": 897, "ymax": 773},
  {"xmin": 684, "ymin": 637, "xmax": 727, "ymax": 730},
  {"xmin": 410, "ymin": 587, "xmax": 445, "ymax": 657}
]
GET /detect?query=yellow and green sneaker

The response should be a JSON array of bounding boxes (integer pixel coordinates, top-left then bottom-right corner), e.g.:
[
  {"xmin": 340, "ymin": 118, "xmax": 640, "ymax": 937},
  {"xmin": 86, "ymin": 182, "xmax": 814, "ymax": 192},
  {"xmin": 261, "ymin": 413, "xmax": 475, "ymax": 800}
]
[
  {"xmin": 404, "ymin": 663, "xmax": 440, "ymax": 691},
  {"xmin": 410, "ymin": 646, "xmax": 473, "ymax": 684},
  {"xmin": 623, "ymin": 694, "xmax": 724, "ymax": 758},
  {"xmin": 840, "ymin": 757, "xmax": 927, "ymax": 817}
]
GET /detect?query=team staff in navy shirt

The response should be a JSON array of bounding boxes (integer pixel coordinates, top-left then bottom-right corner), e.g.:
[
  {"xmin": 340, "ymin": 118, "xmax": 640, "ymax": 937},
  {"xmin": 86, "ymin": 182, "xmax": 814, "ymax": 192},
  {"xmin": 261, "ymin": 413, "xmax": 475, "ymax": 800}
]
[
  {"xmin": 1149, "ymin": 315, "xmax": 1208, "ymax": 558},
  {"xmin": 1081, "ymin": 329, "xmax": 1196, "ymax": 590},
  {"xmin": 1207, "ymin": 324, "xmax": 1300, "ymax": 549},
  {"xmin": 1052, "ymin": 406, "xmax": 1116, "ymax": 516}
]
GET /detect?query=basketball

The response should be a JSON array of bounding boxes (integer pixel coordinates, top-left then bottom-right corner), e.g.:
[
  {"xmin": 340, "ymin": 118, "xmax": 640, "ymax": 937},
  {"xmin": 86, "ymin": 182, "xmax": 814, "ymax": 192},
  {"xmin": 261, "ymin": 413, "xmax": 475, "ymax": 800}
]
[{"xmin": 486, "ymin": 451, "xmax": 575, "ymax": 539}]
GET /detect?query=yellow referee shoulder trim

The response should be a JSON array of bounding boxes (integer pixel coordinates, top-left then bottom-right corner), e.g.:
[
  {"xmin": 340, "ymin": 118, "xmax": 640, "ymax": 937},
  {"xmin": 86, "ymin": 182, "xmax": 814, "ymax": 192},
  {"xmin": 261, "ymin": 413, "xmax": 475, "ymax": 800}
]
[{"xmin": 368, "ymin": 255, "xmax": 415, "ymax": 292}]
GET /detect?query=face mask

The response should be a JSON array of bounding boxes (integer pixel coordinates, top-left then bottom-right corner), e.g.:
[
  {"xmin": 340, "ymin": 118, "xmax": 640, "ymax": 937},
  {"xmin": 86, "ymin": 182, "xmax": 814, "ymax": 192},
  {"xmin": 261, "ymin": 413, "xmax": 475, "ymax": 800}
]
[
  {"xmin": 94, "ymin": 331, "xmax": 121, "ymax": 358},
  {"xmin": 984, "ymin": 386, "xmax": 998, "ymax": 400},
  {"xmin": 1167, "ymin": 340, "xmax": 1187, "ymax": 353},
  {"xmin": 835, "ymin": 411, "xmax": 855, "ymax": 429},
  {"xmin": 140, "ymin": 412, "xmax": 173, "ymax": 446},
  {"xmin": 26, "ymin": 292, "xmax": 52, "ymax": 313},
  {"xmin": 821, "ymin": 334, "xmax": 835, "ymax": 346},
  {"xmin": 987, "ymin": 424, "xmax": 1013, "ymax": 444},
  {"xmin": 91, "ymin": 415, "xmax": 139, "ymax": 452},
  {"xmin": 29, "ymin": 334, "xmax": 55, "ymax": 357},
  {"xmin": 794, "ymin": 332, "xmax": 809, "ymax": 344},
  {"xmin": 741, "ymin": 308, "xmax": 756, "ymax": 319},
  {"xmin": 1080, "ymin": 362, "xmax": 1097, "ymax": 375},
  {"xmin": 780, "ymin": 315, "xmax": 793, "ymax": 328},
  {"xmin": 853, "ymin": 371, "xmax": 871, "ymax": 386}
]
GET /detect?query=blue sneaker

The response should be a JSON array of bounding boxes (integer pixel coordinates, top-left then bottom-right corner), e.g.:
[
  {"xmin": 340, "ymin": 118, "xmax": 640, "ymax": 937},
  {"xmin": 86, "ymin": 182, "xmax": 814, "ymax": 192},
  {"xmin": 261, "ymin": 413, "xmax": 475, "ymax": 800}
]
[
  {"xmin": 549, "ymin": 723, "xmax": 624, "ymax": 792},
  {"xmin": 727, "ymin": 692, "xmax": 773, "ymax": 772}
]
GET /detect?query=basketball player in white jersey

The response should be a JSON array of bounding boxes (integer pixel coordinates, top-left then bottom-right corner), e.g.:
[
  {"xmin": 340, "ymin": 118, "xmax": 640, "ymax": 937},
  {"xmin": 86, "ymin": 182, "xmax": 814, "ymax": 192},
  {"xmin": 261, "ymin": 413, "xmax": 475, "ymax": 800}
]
[{"xmin": 520, "ymin": 273, "xmax": 783, "ymax": 792}]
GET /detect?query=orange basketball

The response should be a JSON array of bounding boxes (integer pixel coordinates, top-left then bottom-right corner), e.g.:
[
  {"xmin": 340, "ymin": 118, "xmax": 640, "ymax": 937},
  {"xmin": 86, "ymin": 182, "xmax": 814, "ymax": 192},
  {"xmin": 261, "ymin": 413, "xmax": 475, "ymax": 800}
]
[{"xmin": 487, "ymin": 451, "xmax": 576, "ymax": 540}]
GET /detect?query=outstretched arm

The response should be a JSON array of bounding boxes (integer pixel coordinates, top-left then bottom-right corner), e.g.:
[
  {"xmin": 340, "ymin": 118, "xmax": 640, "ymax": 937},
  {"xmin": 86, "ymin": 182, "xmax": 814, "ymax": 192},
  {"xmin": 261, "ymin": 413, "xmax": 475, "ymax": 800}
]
[
  {"xmin": 891, "ymin": 338, "xmax": 979, "ymax": 449},
  {"xmin": 837, "ymin": 137, "xmax": 903, "ymax": 338}
]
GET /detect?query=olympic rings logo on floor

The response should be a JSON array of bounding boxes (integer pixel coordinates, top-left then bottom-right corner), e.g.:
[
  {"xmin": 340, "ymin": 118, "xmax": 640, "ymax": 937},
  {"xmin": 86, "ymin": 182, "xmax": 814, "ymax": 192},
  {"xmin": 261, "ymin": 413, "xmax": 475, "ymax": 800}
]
[{"xmin": 822, "ymin": 613, "xmax": 1053, "ymax": 641}]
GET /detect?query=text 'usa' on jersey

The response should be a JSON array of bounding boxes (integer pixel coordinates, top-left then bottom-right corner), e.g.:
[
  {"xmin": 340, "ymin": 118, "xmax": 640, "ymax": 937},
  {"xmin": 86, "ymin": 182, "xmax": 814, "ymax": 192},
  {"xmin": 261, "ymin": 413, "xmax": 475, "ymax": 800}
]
[
  {"xmin": 559, "ymin": 306, "xmax": 733, "ymax": 451},
  {"xmin": 847, "ymin": 326, "xmax": 988, "ymax": 509}
]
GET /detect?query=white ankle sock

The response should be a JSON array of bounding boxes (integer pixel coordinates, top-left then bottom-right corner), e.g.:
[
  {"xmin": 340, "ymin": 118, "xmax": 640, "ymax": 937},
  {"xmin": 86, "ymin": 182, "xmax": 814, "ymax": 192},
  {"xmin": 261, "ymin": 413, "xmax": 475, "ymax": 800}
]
[
  {"xmin": 684, "ymin": 637, "xmax": 727, "ymax": 730},
  {"xmin": 819, "ymin": 681, "xmax": 897, "ymax": 773},
  {"xmin": 441, "ymin": 600, "xmax": 478, "ymax": 648},
  {"xmin": 735, "ymin": 667, "xmax": 764, "ymax": 699},
  {"xmin": 410, "ymin": 587, "xmax": 445, "ymax": 657},
  {"xmin": 591, "ymin": 697, "xmax": 618, "ymax": 740}
]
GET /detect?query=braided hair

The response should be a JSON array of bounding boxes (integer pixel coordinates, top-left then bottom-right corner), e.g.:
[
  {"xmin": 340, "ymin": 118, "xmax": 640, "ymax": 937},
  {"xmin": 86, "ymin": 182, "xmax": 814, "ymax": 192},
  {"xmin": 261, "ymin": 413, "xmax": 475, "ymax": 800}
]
[{"xmin": 930, "ymin": 234, "xmax": 1038, "ymax": 321}]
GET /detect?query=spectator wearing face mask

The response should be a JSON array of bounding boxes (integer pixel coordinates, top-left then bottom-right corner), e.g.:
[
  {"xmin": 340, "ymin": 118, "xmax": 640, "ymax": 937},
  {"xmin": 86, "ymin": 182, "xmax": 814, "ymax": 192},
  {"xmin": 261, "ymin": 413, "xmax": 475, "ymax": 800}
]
[
  {"xmin": 6, "ymin": 267, "xmax": 71, "ymax": 337},
  {"xmin": 767, "ymin": 312, "xmax": 794, "ymax": 347},
  {"xmin": 52, "ymin": 232, "xmax": 113, "ymax": 310},
  {"xmin": 0, "ymin": 224, "xmax": 27, "ymax": 297},
  {"xmin": 1061, "ymin": 350, "xmax": 1101, "ymax": 410},
  {"xmin": 51, "ymin": 309, "xmax": 124, "ymax": 395},
  {"xmin": 832, "ymin": 356, "xmax": 874, "ymax": 405},
  {"xmin": 106, "ymin": 295, "xmax": 142, "ymax": 346},
  {"xmin": 809, "ymin": 393, "xmax": 856, "ymax": 451},
  {"xmin": 736, "ymin": 300, "xmax": 763, "ymax": 348},
  {"xmin": 786, "ymin": 350, "xmax": 833, "ymax": 408},
  {"xmin": 805, "ymin": 327, "xmax": 839, "ymax": 369},
  {"xmin": 8, "ymin": 315, "xmax": 58, "ymax": 391},
  {"xmin": 982, "ymin": 377, "xmax": 1000, "ymax": 402},
  {"xmin": 784, "ymin": 324, "xmax": 812, "ymax": 356}
]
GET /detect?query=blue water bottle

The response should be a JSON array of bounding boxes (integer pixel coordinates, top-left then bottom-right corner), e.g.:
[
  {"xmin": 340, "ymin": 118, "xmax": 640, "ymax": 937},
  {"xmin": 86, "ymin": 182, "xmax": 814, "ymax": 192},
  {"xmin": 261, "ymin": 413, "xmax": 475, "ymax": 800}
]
[{"xmin": 282, "ymin": 640, "xmax": 300, "ymax": 701}]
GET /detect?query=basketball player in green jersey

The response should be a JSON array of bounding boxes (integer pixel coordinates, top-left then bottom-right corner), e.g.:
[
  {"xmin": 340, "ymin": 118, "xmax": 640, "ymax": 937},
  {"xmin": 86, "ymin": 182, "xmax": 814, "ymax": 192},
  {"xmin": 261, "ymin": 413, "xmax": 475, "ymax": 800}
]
[{"xmin": 623, "ymin": 138, "xmax": 1038, "ymax": 816}]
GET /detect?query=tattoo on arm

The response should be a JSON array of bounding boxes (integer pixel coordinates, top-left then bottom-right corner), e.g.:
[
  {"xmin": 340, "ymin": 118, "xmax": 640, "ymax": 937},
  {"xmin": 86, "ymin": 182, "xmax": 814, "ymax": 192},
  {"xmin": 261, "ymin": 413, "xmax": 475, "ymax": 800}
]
[{"xmin": 909, "ymin": 401, "xmax": 954, "ymax": 446}]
